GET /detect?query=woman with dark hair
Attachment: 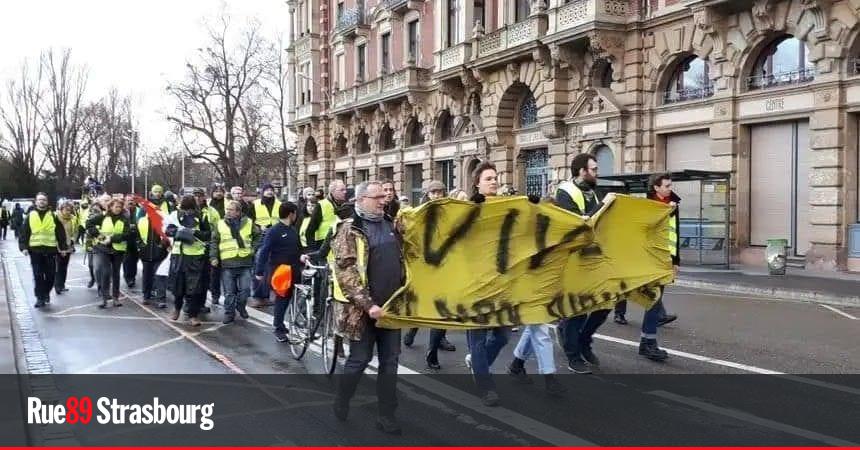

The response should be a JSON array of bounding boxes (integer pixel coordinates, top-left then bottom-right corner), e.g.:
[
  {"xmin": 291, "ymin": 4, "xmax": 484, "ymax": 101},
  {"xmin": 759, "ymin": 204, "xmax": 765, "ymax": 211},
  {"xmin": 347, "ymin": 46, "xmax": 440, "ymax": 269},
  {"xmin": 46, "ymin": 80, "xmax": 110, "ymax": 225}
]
[
  {"xmin": 54, "ymin": 201, "xmax": 79, "ymax": 294},
  {"xmin": 381, "ymin": 179, "xmax": 400, "ymax": 219},
  {"xmin": 87, "ymin": 198, "xmax": 131, "ymax": 308},
  {"xmin": 166, "ymin": 194, "xmax": 211, "ymax": 326},
  {"xmin": 464, "ymin": 161, "xmax": 511, "ymax": 407},
  {"xmin": 254, "ymin": 201, "xmax": 303, "ymax": 343}
]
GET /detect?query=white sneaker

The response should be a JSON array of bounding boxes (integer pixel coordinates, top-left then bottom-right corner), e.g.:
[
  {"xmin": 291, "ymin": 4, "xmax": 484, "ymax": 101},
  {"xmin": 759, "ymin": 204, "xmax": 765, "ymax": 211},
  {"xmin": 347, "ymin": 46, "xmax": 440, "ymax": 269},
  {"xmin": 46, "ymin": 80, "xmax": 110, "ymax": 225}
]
[{"xmin": 464, "ymin": 353, "xmax": 472, "ymax": 369}]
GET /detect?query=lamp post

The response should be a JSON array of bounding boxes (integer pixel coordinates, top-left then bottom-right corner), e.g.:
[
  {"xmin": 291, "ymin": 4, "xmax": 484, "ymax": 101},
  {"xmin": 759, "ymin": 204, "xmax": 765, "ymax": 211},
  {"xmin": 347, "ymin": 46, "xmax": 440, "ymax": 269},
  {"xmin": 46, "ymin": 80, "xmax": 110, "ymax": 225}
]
[{"xmin": 123, "ymin": 130, "xmax": 138, "ymax": 194}]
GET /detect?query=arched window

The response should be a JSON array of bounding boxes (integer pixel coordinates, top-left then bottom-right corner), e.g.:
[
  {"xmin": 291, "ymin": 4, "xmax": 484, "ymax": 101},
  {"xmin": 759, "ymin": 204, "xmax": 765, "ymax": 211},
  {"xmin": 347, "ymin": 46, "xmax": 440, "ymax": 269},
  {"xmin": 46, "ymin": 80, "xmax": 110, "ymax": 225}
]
[
  {"xmin": 355, "ymin": 129, "xmax": 370, "ymax": 154},
  {"xmin": 518, "ymin": 93, "xmax": 537, "ymax": 128},
  {"xmin": 437, "ymin": 110, "xmax": 455, "ymax": 141},
  {"xmin": 749, "ymin": 36, "xmax": 815, "ymax": 90},
  {"xmin": 664, "ymin": 55, "xmax": 712, "ymax": 103},
  {"xmin": 406, "ymin": 118, "xmax": 425, "ymax": 146},
  {"xmin": 379, "ymin": 123, "xmax": 395, "ymax": 150},
  {"xmin": 593, "ymin": 144, "xmax": 614, "ymax": 177},
  {"xmin": 304, "ymin": 137, "xmax": 318, "ymax": 161},
  {"xmin": 334, "ymin": 134, "xmax": 348, "ymax": 158}
]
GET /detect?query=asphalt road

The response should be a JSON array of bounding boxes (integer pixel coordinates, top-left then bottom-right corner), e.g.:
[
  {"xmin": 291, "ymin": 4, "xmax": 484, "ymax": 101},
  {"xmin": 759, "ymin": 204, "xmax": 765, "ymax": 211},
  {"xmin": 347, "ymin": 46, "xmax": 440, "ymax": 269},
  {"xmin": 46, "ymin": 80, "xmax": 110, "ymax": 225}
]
[{"xmin": 3, "ymin": 239, "xmax": 859, "ymax": 446}]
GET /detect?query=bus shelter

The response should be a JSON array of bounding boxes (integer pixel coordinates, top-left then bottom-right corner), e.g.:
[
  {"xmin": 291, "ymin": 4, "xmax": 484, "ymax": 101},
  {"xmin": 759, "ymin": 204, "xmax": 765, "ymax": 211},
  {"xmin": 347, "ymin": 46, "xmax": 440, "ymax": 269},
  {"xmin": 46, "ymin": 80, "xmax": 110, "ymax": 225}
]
[{"xmin": 598, "ymin": 170, "xmax": 731, "ymax": 268}]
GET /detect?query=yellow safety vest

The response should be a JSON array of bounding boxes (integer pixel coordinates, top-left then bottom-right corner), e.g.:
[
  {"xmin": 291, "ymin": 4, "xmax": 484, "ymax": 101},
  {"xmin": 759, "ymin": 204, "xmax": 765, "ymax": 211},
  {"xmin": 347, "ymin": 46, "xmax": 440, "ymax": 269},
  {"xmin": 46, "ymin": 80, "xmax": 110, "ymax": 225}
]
[
  {"xmin": 99, "ymin": 216, "xmax": 127, "ymax": 252},
  {"xmin": 171, "ymin": 216, "xmax": 206, "ymax": 256},
  {"xmin": 137, "ymin": 216, "xmax": 151, "ymax": 244},
  {"xmin": 668, "ymin": 211, "xmax": 678, "ymax": 258},
  {"xmin": 556, "ymin": 181, "xmax": 586, "ymax": 214},
  {"xmin": 299, "ymin": 216, "xmax": 310, "ymax": 247},
  {"xmin": 217, "ymin": 218, "xmax": 254, "ymax": 260},
  {"xmin": 315, "ymin": 199, "xmax": 337, "ymax": 241},
  {"xmin": 253, "ymin": 199, "xmax": 281, "ymax": 229},
  {"xmin": 329, "ymin": 221, "xmax": 365, "ymax": 303},
  {"xmin": 28, "ymin": 210, "xmax": 58, "ymax": 249},
  {"xmin": 206, "ymin": 205, "xmax": 222, "ymax": 224}
]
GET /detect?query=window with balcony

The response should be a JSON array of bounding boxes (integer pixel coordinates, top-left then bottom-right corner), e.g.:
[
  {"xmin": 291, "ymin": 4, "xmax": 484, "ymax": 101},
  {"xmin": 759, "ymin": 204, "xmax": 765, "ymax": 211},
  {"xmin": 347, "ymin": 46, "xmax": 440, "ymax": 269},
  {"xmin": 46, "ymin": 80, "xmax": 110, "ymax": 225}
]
[
  {"xmin": 515, "ymin": 0, "xmax": 530, "ymax": 22},
  {"xmin": 381, "ymin": 32, "xmax": 391, "ymax": 74},
  {"xmin": 357, "ymin": 43, "xmax": 367, "ymax": 82},
  {"xmin": 518, "ymin": 93, "xmax": 538, "ymax": 128},
  {"xmin": 474, "ymin": 0, "xmax": 485, "ymax": 29},
  {"xmin": 664, "ymin": 55, "xmax": 713, "ymax": 104},
  {"xmin": 447, "ymin": 0, "xmax": 459, "ymax": 48},
  {"xmin": 406, "ymin": 118, "xmax": 425, "ymax": 146},
  {"xmin": 437, "ymin": 110, "xmax": 455, "ymax": 141},
  {"xmin": 748, "ymin": 35, "xmax": 815, "ymax": 90},
  {"xmin": 408, "ymin": 20, "xmax": 419, "ymax": 63},
  {"xmin": 335, "ymin": 133, "xmax": 348, "ymax": 158},
  {"xmin": 355, "ymin": 129, "xmax": 370, "ymax": 154},
  {"xmin": 379, "ymin": 123, "xmax": 396, "ymax": 150}
]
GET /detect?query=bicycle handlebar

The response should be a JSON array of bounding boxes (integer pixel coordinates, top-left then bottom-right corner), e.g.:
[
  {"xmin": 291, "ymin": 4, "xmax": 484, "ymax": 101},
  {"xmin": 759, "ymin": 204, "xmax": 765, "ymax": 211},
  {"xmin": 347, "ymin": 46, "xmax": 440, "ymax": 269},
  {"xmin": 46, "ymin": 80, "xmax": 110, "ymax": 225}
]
[{"xmin": 304, "ymin": 261, "xmax": 328, "ymax": 271}]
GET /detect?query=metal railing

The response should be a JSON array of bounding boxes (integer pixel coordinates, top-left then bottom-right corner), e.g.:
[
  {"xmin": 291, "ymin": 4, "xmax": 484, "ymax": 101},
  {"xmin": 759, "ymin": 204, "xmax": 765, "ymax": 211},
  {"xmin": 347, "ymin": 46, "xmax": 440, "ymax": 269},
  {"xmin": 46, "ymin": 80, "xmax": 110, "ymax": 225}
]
[
  {"xmin": 850, "ymin": 58, "xmax": 860, "ymax": 76},
  {"xmin": 383, "ymin": 0, "xmax": 408, "ymax": 10},
  {"xmin": 334, "ymin": 6, "xmax": 365, "ymax": 33},
  {"xmin": 663, "ymin": 85, "xmax": 715, "ymax": 104},
  {"xmin": 746, "ymin": 68, "xmax": 816, "ymax": 90}
]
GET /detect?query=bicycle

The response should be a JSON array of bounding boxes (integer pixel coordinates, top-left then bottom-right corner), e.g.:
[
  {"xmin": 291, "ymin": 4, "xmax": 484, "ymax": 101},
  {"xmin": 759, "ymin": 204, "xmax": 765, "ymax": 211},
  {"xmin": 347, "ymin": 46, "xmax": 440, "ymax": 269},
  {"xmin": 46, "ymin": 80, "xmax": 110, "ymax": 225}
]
[{"xmin": 286, "ymin": 261, "xmax": 343, "ymax": 375}]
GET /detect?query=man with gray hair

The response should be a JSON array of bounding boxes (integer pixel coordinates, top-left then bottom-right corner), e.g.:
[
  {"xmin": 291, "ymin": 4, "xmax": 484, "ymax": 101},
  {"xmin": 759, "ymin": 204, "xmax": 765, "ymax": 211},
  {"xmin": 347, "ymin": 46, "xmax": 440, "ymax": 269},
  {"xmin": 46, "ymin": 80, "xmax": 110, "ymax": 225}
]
[{"xmin": 330, "ymin": 180, "xmax": 405, "ymax": 434}]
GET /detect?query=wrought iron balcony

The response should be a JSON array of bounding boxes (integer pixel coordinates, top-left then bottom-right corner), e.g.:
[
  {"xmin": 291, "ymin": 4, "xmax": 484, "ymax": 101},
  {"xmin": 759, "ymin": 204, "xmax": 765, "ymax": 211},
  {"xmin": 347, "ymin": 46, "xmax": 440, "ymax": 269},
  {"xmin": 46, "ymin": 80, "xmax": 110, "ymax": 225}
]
[
  {"xmin": 663, "ymin": 85, "xmax": 715, "ymax": 104},
  {"xmin": 746, "ymin": 68, "xmax": 816, "ymax": 90},
  {"xmin": 334, "ymin": 5, "xmax": 367, "ymax": 37}
]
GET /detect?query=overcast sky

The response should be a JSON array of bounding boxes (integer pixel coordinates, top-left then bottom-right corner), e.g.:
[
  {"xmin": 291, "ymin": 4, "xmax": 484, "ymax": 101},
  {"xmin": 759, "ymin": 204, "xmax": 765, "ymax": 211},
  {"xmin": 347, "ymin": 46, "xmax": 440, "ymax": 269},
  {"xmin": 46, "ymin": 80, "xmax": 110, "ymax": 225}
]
[{"xmin": 0, "ymin": 0, "xmax": 290, "ymax": 155}]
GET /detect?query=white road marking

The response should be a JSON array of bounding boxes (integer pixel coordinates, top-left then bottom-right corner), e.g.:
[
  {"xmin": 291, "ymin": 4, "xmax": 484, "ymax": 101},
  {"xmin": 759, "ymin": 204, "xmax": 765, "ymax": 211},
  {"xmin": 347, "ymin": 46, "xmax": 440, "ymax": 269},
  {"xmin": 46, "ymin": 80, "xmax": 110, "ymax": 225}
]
[
  {"xmin": 49, "ymin": 301, "xmax": 107, "ymax": 315},
  {"xmin": 50, "ymin": 313, "xmax": 161, "ymax": 321},
  {"xmin": 79, "ymin": 336, "xmax": 185, "ymax": 373},
  {"xmin": 649, "ymin": 390, "xmax": 858, "ymax": 446},
  {"xmin": 592, "ymin": 333, "xmax": 785, "ymax": 375},
  {"xmin": 820, "ymin": 304, "xmax": 858, "ymax": 320},
  {"xmin": 244, "ymin": 306, "xmax": 594, "ymax": 446}
]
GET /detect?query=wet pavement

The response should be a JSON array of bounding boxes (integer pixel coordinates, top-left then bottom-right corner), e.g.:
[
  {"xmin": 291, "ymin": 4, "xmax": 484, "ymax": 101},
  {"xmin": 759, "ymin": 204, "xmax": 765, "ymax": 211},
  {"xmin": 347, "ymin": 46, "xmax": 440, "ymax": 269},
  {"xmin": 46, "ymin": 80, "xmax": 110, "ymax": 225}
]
[{"xmin": 3, "ymin": 239, "xmax": 860, "ymax": 446}]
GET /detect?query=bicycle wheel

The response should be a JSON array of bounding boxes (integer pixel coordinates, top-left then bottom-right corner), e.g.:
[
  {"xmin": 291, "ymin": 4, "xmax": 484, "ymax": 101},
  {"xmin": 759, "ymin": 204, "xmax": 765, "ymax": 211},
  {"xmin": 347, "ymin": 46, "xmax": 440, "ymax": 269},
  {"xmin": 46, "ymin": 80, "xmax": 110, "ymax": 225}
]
[
  {"xmin": 321, "ymin": 300, "xmax": 339, "ymax": 375},
  {"xmin": 287, "ymin": 290, "xmax": 310, "ymax": 360}
]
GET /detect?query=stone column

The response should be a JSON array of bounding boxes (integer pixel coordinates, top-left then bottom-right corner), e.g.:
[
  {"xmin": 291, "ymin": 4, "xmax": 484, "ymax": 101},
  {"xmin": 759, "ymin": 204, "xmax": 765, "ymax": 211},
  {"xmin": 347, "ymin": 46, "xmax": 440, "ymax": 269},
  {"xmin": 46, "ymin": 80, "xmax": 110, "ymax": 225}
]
[{"xmin": 808, "ymin": 87, "xmax": 844, "ymax": 270}]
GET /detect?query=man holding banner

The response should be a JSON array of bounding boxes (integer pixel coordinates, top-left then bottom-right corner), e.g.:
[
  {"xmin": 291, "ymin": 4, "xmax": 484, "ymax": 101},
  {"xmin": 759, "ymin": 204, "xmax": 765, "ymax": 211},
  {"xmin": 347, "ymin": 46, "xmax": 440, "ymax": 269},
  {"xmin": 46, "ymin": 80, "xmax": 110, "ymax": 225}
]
[
  {"xmin": 555, "ymin": 153, "xmax": 612, "ymax": 374},
  {"xmin": 331, "ymin": 181, "xmax": 405, "ymax": 435}
]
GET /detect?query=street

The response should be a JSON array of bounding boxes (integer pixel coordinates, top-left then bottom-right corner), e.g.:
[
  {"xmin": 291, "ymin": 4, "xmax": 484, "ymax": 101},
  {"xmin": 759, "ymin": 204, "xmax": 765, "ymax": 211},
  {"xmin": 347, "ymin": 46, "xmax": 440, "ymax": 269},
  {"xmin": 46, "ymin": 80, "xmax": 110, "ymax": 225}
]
[{"xmin": 3, "ymin": 239, "xmax": 860, "ymax": 446}]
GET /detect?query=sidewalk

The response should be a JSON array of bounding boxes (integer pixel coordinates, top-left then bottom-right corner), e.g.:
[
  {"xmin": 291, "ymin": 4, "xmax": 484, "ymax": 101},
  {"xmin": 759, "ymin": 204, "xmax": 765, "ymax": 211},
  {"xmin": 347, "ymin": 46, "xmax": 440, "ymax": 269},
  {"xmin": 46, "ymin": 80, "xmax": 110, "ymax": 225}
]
[{"xmin": 677, "ymin": 265, "xmax": 860, "ymax": 308}]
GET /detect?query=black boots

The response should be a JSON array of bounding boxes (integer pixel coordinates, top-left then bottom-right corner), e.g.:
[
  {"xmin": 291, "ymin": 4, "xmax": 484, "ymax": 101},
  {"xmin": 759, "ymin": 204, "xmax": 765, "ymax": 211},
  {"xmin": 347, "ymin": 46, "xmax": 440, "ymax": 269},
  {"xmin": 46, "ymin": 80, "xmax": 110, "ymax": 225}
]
[{"xmin": 639, "ymin": 338, "xmax": 668, "ymax": 361}]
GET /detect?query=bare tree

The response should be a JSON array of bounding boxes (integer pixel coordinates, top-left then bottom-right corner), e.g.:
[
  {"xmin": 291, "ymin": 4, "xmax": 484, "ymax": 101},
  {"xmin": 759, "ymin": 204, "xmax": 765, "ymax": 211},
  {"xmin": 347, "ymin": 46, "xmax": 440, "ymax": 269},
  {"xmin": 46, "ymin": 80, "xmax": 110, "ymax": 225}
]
[
  {"xmin": 0, "ymin": 59, "xmax": 46, "ymax": 181},
  {"xmin": 166, "ymin": 14, "xmax": 274, "ymax": 187},
  {"xmin": 262, "ymin": 34, "xmax": 298, "ymax": 196},
  {"xmin": 39, "ymin": 49, "xmax": 89, "ymax": 192},
  {"xmin": 145, "ymin": 146, "xmax": 184, "ymax": 190},
  {"xmin": 78, "ymin": 90, "xmax": 134, "ymax": 189}
]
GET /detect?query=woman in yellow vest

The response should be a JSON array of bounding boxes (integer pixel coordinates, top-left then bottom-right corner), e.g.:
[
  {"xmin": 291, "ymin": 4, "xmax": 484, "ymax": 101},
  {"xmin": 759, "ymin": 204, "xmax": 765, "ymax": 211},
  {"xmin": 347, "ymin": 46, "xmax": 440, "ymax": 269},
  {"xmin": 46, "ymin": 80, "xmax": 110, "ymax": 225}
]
[
  {"xmin": 86, "ymin": 198, "xmax": 131, "ymax": 309},
  {"xmin": 18, "ymin": 193, "xmax": 69, "ymax": 308},
  {"xmin": 166, "ymin": 195, "xmax": 211, "ymax": 326},
  {"xmin": 54, "ymin": 201, "xmax": 79, "ymax": 295}
]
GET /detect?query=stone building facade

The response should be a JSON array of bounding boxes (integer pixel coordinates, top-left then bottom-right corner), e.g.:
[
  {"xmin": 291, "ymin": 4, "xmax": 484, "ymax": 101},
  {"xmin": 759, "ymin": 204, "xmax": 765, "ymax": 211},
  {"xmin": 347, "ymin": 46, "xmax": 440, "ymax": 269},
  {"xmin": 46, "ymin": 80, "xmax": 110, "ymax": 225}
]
[{"xmin": 286, "ymin": 0, "xmax": 860, "ymax": 272}]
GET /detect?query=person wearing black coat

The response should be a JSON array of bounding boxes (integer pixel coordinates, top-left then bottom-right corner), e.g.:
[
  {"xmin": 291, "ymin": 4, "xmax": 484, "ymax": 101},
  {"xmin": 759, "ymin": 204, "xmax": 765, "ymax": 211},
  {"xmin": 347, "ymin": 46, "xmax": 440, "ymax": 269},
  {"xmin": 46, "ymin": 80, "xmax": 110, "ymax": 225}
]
[
  {"xmin": 86, "ymin": 198, "xmax": 132, "ymax": 308},
  {"xmin": 19, "ymin": 193, "xmax": 68, "ymax": 308},
  {"xmin": 166, "ymin": 195, "xmax": 212, "ymax": 326},
  {"xmin": 136, "ymin": 205, "xmax": 171, "ymax": 309}
]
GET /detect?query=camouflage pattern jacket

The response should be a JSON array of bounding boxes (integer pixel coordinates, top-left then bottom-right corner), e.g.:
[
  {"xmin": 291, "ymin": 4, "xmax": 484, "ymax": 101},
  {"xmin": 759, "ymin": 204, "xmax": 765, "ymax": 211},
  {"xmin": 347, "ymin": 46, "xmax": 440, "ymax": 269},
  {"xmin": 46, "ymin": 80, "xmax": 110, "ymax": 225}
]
[{"xmin": 331, "ymin": 215, "xmax": 404, "ymax": 341}]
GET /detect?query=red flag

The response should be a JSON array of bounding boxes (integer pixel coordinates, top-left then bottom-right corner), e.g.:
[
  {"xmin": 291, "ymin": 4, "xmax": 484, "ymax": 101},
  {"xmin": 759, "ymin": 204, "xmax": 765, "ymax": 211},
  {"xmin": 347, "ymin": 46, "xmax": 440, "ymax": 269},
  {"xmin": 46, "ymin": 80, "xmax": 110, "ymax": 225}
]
[{"xmin": 133, "ymin": 195, "xmax": 168, "ymax": 241}]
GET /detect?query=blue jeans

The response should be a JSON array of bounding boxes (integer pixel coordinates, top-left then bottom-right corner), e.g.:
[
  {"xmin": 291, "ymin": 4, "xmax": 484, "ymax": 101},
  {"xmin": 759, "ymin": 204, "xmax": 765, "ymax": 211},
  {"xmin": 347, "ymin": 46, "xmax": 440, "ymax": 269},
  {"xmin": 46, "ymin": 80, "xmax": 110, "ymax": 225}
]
[
  {"xmin": 466, "ymin": 327, "xmax": 510, "ymax": 392},
  {"xmin": 558, "ymin": 309, "xmax": 610, "ymax": 363},
  {"xmin": 642, "ymin": 289, "xmax": 665, "ymax": 339},
  {"xmin": 513, "ymin": 324, "xmax": 556, "ymax": 374},
  {"xmin": 221, "ymin": 266, "xmax": 251, "ymax": 316},
  {"xmin": 273, "ymin": 297, "xmax": 289, "ymax": 333}
]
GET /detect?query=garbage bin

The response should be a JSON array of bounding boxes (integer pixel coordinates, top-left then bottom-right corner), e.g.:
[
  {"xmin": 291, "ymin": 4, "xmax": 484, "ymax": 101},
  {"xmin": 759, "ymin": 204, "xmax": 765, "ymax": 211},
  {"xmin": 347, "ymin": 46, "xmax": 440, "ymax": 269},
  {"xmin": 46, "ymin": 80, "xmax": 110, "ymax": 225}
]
[{"xmin": 766, "ymin": 238, "xmax": 788, "ymax": 275}]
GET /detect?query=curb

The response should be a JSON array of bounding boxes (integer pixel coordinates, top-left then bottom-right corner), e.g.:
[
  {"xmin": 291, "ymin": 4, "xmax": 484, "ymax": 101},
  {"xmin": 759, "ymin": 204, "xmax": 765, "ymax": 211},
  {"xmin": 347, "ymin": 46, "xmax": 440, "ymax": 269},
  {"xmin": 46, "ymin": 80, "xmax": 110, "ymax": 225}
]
[{"xmin": 675, "ymin": 278, "xmax": 860, "ymax": 308}]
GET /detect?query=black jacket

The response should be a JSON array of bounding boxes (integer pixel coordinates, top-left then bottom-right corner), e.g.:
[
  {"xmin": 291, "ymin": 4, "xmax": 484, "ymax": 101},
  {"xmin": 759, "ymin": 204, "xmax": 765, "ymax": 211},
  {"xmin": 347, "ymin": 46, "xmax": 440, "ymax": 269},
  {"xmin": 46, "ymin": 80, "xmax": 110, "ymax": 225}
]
[
  {"xmin": 305, "ymin": 196, "xmax": 351, "ymax": 247},
  {"xmin": 136, "ymin": 215, "xmax": 169, "ymax": 263},
  {"xmin": 86, "ymin": 211, "xmax": 131, "ymax": 255},
  {"xmin": 647, "ymin": 191, "xmax": 682, "ymax": 266},
  {"xmin": 18, "ymin": 209, "xmax": 68, "ymax": 253}
]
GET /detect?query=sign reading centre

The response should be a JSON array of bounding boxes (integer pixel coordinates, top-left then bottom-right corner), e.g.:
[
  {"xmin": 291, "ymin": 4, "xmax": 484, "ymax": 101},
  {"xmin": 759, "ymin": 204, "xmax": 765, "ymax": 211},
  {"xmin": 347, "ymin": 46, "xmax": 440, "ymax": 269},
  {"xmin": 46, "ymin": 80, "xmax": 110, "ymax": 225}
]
[{"xmin": 377, "ymin": 195, "xmax": 675, "ymax": 329}]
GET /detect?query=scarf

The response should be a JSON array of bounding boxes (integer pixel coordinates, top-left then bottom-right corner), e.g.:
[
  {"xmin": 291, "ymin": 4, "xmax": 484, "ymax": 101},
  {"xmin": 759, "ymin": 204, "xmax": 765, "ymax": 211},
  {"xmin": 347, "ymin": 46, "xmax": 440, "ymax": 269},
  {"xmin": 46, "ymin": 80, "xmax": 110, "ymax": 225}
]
[{"xmin": 355, "ymin": 203, "xmax": 383, "ymax": 222}]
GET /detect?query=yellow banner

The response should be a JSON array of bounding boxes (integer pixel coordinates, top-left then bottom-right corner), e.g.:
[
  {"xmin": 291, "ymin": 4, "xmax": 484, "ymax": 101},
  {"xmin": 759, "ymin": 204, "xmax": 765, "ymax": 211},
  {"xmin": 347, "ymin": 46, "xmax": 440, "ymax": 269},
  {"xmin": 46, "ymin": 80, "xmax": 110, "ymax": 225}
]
[{"xmin": 377, "ymin": 195, "xmax": 675, "ymax": 329}]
